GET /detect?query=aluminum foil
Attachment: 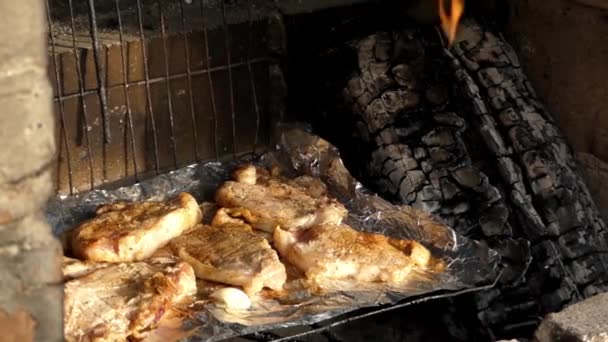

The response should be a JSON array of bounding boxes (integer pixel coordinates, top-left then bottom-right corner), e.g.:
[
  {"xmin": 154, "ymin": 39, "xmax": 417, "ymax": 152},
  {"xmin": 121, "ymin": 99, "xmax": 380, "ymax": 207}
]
[{"xmin": 47, "ymin": 126, "xmax": 500, "ymax": 341}]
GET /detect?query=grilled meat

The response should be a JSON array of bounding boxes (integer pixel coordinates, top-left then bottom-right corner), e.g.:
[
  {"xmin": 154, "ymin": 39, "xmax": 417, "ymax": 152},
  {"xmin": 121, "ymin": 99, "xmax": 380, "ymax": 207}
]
[
  {"xmin": 215, "ymin": 165, "xmax": 347, "ymax": 232},
  {"xmin": 285, "ymin": 175, "xmax": 329, "ymax": 198},
  {"xmin": 209, "ymin": 287, "xmax": 252, "ymax": 311},
  {"xmin": 62, "ymin": 256, "xmax": 110, "ymax": 281},
  {"xmin": 233, "ymin": 164, "xmax": 328, "ymax": 198},
  {"xmin": 273, "ymin": 223, "xmax": 432, "ymax": 286},
  {"xmin": 64, "ymin": 257, "xmax": 196, "ymax": 342},
  {"xmin": 71, "ymin": 192, "xmax": 202, "ymax": 262},
  {"xmin": 167, "ymin": 209, "xmax": 287, "ymax": 295},
  {"xmin": 387, "ymin": 239, "xmax": 433, "ymax": 269},
  {"xmin": 231, "ymin": 164, "xmax": 273, "ymax": 185}
]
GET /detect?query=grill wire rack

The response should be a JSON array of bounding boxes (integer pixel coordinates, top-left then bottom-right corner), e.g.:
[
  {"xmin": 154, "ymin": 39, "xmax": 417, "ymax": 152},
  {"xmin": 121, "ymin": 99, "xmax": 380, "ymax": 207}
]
[
  {"xmin": 45, "ymin": 0, "xmax": 501, "ymax": 340},
  {"xmin": 47, "ymin": 0, "xmax": 277, "ymax": 196}
]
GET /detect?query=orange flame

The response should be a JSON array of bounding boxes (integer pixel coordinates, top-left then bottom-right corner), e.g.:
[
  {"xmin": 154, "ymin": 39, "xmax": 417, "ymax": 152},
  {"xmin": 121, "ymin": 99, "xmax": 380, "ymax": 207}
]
[{"xmin": 438, "ymin": 0, "xmax": 464, "ymax": 46}]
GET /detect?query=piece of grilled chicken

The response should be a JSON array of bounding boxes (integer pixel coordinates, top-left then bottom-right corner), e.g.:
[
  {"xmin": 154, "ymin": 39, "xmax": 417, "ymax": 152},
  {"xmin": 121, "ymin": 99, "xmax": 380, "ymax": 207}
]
[
  {"xmin": 64, "ymin": 257, "xmax": 196, "ymax": 342},
  {"xmin": 215, "ymin": 165, "xmax": 347, "ymax": 232},
  {"xmin": 167, "ymin": 208, "xmax": 287, "ymax": 295},
  {"xmin": 273, "ymin": 223, "xmax": 433, "ymax": 287},
  {"xmin": 71, "ymin": 192, "xmax": 202, "ymax": 262}
]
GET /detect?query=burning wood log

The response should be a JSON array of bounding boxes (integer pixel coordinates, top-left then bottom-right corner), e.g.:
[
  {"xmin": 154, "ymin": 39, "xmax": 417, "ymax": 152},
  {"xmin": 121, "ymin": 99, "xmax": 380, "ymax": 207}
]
[{"xmin": 306, "ymin": 16, "xmax": 608, "ymax": 339}]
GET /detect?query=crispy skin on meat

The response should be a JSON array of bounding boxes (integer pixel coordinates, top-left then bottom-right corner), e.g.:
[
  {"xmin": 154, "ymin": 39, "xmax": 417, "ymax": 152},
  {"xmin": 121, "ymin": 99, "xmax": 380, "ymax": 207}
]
[
  {"xmin": 64, "ymin": 258, "xmax": 196, "ymax": 342},
  {"xmin": 216, "ymin": 165, "xmax": 347, "ymax": 232},
  {"xmin": 168, "ymin": 209, "xmax": 287, "ymax": 295},
  {"xmin": 71, "ymin": 193, "xmax": 202, "ymax": 262},
  {"xmin": 273, "ymin": 224, "xmax": 434, "ymax": 286}
]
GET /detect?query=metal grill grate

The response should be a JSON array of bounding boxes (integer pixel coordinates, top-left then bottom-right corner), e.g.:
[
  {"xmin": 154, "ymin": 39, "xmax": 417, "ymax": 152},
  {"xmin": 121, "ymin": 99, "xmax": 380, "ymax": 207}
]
[{"xmin": 46, "ymin": 0, "xmax": 272, "ymax": 195}]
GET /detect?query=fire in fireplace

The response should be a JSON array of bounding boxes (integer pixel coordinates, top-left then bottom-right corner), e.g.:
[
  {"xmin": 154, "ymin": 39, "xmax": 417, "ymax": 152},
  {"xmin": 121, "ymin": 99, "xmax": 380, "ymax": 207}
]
[{"xmin": 439, "ymin": 0, "xmax": 464, "ymax": 45}]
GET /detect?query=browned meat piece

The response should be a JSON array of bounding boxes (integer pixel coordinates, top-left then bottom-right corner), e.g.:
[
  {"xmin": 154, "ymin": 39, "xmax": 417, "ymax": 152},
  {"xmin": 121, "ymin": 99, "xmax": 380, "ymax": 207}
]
[
  {"xmin": 387, "ymin": 239, "xmax": 433, "ymax": 269},
  {"xmin": 273, "ymin": 223, "xmax": 434, "ymax": 287},
  {"xmin": 285, "ymin": 175, "xmax": 329, "ymax": 198},
  {"xmin": 71, "ymin": 193, "xmax": 202, "ymax": 262},
  {"xmin": 216, "ymin": 165, "xmax": 347, "ymax": 232},
  {"xmin": 232, "ymin": 164, "xmax": 328, "ymax": 197},
  {"xmin": 64, "ymin": 257, "xmax": 196, "ymax": 342},
  {"xmin": 168, "ymin": 209, "xmax": 287, "ymax": 295},
  {"xmin": 231, "ymin": 164, "xmax": 273, "ymax": 185},
  {"xmin": 62, "ymin": 256, "xmax": 111, "ymax": 281},
  {"xmin": 209, "ymin": 287, "xmax": 253, "ymax": 311}
]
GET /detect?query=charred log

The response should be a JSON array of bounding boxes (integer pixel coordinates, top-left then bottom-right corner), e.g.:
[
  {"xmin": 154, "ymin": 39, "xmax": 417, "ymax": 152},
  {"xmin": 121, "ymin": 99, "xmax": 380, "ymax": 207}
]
[
  {"xmin": 297, "ymin": 16, "xmax": 608, "ymax": 339},
  {"xmin": 447, "ymin": 19, "xmax": 608, "ymax": 322}
]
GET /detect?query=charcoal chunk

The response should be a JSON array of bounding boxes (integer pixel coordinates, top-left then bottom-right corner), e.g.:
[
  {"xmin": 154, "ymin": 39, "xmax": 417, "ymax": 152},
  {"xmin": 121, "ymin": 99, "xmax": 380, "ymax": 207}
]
[
  {"xmin": 453, "ymin": 167, "xmax": 482, "ymax": 188},
  {"xmin": 479, "ymin": 205, "xmax": 509, "ymax": 236}
]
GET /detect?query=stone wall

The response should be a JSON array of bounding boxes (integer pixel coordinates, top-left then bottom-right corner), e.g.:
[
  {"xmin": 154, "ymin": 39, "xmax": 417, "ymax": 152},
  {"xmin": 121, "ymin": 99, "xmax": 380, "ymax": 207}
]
[{"xmin": 0, "ymin": 0, "xmax": 63, "ymax": 341}]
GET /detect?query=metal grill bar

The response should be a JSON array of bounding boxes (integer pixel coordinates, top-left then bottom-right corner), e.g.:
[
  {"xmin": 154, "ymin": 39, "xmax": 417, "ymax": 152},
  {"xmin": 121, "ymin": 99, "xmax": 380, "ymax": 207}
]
[
  {"xmin": 135, "ymin": 0, "xmax": 160, "ymax": 174},
  {"xmin": 46, "ymin": 0, "xmax": 75, "ymax": 195},
  {"xmin": 179, "ymin": 0, "xmax": 201, "ymax": 162},
  {"xmin": 115, "ymin": 0, "xmax": 140, "ymax": 180},
  {"xmin": 199, "ymin": 0, "xmax": 220, "ymax": 160},
  {"xmin": 221, "ymin": 0, "xmax": 238, "ymax": 158},
  {"xmin": 246, "ymin": 0, "xmax": 262, "ymax": 153},
  {"xmin": 68, "ymin": 0, "xmax": 96, "ymax": 191},
  {"xmin": 52, "ymin": 59, "xmax": 268, "ymax": 103},
  {"xmin": 158, "ymin": 1, "xmax": 179, "ymax": 168},
  {"xmin": 86, "ymin": 0, "xmax": 111, "ymax": 144}
]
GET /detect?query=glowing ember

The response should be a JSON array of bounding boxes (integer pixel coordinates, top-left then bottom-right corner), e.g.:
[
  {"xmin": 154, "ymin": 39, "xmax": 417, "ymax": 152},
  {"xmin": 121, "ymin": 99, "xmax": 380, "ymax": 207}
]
[{"xmin": 438, "ymin": 0, "xmax": 464, "ymax": 46}]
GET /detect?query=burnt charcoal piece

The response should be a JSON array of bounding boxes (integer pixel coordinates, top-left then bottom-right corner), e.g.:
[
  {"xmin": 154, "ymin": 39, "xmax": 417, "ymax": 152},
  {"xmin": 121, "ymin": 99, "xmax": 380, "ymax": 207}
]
[{"xmin": 303, "ymin": 18, "xmax": 608, "ymax": 340}]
